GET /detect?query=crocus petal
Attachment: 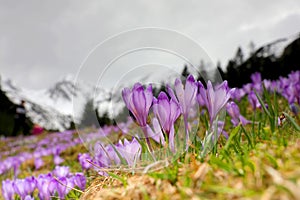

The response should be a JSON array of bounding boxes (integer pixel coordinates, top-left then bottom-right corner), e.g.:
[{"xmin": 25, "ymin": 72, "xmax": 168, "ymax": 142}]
[
  {"xmin": 73, "ymin": 173, "xmax": 86, "ymax": 191},
  {"xmin": 144, "ymin": 84, "xmax": 153, "ymax": 113},
  {"xmin": 206, "ymin": 81, "xmax": 215, "ymax": 121},
  {"xmin": 57, "ymin": 177, "xmax": 68, "ymax": 198},
  {"xmin": 184, "ymin": 75, "xmax": 198, "ymax": 112},
  {"xmin": 203, "ymin": 81, "xmax": 236, "ymax": 125},
  {"xmin": 132, "ymin": 87, "xmax": 147, "ymax": 126},
  {"xmin": 115, "ymin": 138, "xmax": 141, "ymax": 167},
  {"xmin": 239, "ymin": 115, "xmax": 250, "ymax": 126},
  {"xmin": 166, "ymin": 84, "xmax": 178, "ymax": 104},
  {"xmin": 251, "ymin": 72, "xmax": 262, "ymax": 83},
  {"xmin": 174, "ymin": 78, "xmax": 185, "ymax": 112},
  {"xmin": 156, "ymin": 92, "xmax": 171, "ymax": 130},
  {"xmin": 13, "ymin": 179, "xmax": 27, "ymax": 199},
  {"xmin": 2, "ymin": 180, "xmax": 14, "ymax": 200},
  {"xmin": 53, "ymin": 166, "xmax": 70, "ymax": 178},
  {"xmin": 226, "ymin": 102, "xmax": 240, "ymax": 118},
  {"xmin": 146, "ymin": 122, "xmax": 163, "ymax": 144},
  {"xmin": 169, "ymin": 99, "xmax": 181, "ymax": 124},
  {"xmin": 152, "ymin": 118, "xmax": 165, "ymax": 145},
  {"xmin": 24, "ymin": 195, "xmax": 34, "ymax": 200},
  {"xmin": 121, "ymin": 88, "xmax": 132, "ymax": 110},
  {"xmin": 197, "ymin": 81, "xmax": 207, "ymax": 107}
]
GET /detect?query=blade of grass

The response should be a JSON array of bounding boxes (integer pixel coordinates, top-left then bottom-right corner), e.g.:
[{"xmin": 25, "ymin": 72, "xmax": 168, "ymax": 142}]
[
  {"xmin": 241, "ymin": 125, "xmax": 253, "ymax": 148},
  {"xmin": 283, "ymin": 112, "xmax": 300, "ymax": 131},
  {"xmin": 135, "ymin": 137, "xmax": 156, "ymax": 162},
  {"xmin": 224, "ymin": 125, "xmax": 240, "ymax": 151},
  {"xmin": 255, "ymin": 91, "xmax": 272, "ymax": 118},
  {"xmin": 107, "ymin": 171, "xmax": 128, "ymax": 187}
]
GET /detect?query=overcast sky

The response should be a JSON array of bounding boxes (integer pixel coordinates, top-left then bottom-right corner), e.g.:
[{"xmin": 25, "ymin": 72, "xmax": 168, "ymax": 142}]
[{"xmin": 1, "ymin": 0, "xmax": 300, "ymax": 89}]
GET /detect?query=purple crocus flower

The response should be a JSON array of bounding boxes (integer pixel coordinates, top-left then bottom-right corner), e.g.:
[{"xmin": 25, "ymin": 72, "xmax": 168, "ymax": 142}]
[
  {"xmin": 53, "ymin": 166, "xmax": 70, "ymax": 178},
  {"xmin": 196, "ymin": 89, "xmax": 206, "ymax": 107},
  {"xmin": 116, "ymin": 138, "xmax": 141, "ymax": 167},
  {"xmin": 230, "ymin": 88, "xmax": 246, "ymax": 101},
  {"xmin": 94, "ymin": 142, "xmax": 120, "ymax": 167},
  {"xmin": 49, "ymin": 176, "xmax": 72, "ymax": 199},
  {"xmin": 263, "ymin": 79, "xmax": 272, "ymax": 91},
  {"xmin": 13, "ymin": 179, "xmax": 29, "ymax": 199},
  {"xmin": 36, "ymin": 174, "xmax": 52, "ymax": 200},
  {"xmin": 53, "ymin": 155, "xmax": 64, "ymax": 165},
  {"xmin": 167, "ymin": 75, "xmax": 198, "ymax": 147},
  {"xmin": 24, "ymin": 176, "xmax": 37, "ymax": 195},
  {"xmin": 270, "ymin": 80, "xmax": 279, "ymax": 92},
  {"xmin": 48, "ymin": 177, "xmax": 57, "ymax": 196},
  {"xmin": 122, "ymin": 83, "xmax": 153, "ymax": 127},
  {"xmin": 288, "ymin": 71, "xmax": 300, "ymax": 83},
  {"xmin": 283, "ymin": 84, "xmax": 299, "ymax": 104},
  {"xmin": 2, "ymin": 179, "xmax": 14, "ymax": 200},
  {"xmin": 153, "ymin": 91, "xmax": 181, "ymax": 151},
  {"xmin": 198, "ymin": 80, "xmax": 235, "ymax": 125},
  {"xmin": 56, "ymin": 177, "xmax": 69, "ymax": 199},
  {"xmin": 248, "ymin": 91, "xmax": 260, "ymax": 109},
  {"xmin": 279, "ymin": 76, "xmax": 290, "ymax": 89},
  {"xmin": 122, "ymin": 83, "xmax": 154, "ymax": 149},
  {"xmin": 72, "ymin": 173, "xmax": 86, "ymax": 191},
  {"xmin": 105, "ymin": 144, "xmax": 121, "ymax": 166},
  {"xmin": 24, "ymin": 195, "xmax": 34, "ymax": 200},
  {"xmin": 168, "ymin": 75, "xmax": 198, "ymax": 116},
  {"xmin": 279, "ymin": 71, "xmax": 300, "ymax": 105},
  {"xmin": 290, "ymin": 103, "xmax": 299, "ymax": 115},
  {"xmin": 34, "ymin": 157, "xmax": 44, "ymax": 170},
  {"xmin": 250, "ymin": 72, "xmax": 263, "ymax": 93},
  {"xmin": 78, "ymin": 153, "xmax": 92, "ymax": 170},
  {"xmin": 226, "ymin": 101, "xmax": 250, "ymax": 126},
  {"xmin": 243, "ymin": 83, "xmax": 252, "ymax": 94},
  {"xmin": 251, "ymin": 72, "xmax": 262, "ymax": 83}
]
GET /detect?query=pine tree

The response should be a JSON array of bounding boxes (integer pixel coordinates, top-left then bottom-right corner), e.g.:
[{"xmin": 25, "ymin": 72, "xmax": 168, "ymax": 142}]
[
  {"xmin": 181, "ymin": 64, "xmax": 190, "ymax": 82},
  {"xmin": 234, "ymin": 47, "xmax": 244, "ymax": 66},
  {"xmin": 80, "ymin": 99, "xmax": 98, "ymax": 128}
]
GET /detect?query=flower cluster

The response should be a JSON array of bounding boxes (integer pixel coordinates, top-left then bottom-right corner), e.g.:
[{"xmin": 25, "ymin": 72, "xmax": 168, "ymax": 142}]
[
  {"xmin": 2, "ymin": 166, "xmax": 86, "ymax": 200},
  {"xmin": 0, "ymin": 131, "xmax": 82, "ymax": 177},
  {"xmin": 1, "ymin": 122, "xmax": 135, "ymax": 199},
  {"xmin": 232, "ymin": 71, "xmax": 300, "ymax": 113},
  {"xmin": 122, "ymin": 75, "xmax": 235, "ymax": 152},
  {"xmin": 76, "ymin": 139, "xmax": 142, "ymax": 174},
  {"xmin": 92, "ymin": 138, "xmax": 141, "ymax": 168}
]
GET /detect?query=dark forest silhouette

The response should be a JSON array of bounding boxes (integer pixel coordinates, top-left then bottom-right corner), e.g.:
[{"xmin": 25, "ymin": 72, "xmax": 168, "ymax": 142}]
[{"xmin": 221, "ymin": 34, "xmax": 300, "ymax": 87}]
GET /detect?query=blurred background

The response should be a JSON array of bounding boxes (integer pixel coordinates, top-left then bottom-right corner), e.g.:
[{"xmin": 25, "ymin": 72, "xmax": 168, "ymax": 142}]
[{"xmin": 1, "ymin": 0, "xmax": 300, "ymax": 136}]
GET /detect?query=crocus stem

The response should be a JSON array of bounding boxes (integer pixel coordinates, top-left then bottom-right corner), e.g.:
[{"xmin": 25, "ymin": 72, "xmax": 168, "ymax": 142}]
[
  {"xmin": 169, "ymin": 126, "xmax": 175, "ymax": 153},
  {"xmin": 141, "ymin": 126, "xmax": 153, "ymax": 153},
  {"xmin": 184, "ymin": 116, "xmax": 189, "ymax": 150}
]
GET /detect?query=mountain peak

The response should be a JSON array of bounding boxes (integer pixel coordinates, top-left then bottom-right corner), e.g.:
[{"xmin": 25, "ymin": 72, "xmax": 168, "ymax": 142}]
[{"xmin": 59, "ymin": 74, "xmax": 76, "ymax": 83}]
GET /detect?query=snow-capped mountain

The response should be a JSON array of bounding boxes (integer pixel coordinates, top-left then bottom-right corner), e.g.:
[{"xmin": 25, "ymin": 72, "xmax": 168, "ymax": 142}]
[
  {"xmin": 0, "ymin": 69, "xmax": 182, "ymax": 132},
  {"xmin": 252, "ymin": 33, "xmax": 299, "ymax": 58},
  {"xmin": 0, "ymin": 75, "xmax": 125, "ymax": 131}
]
